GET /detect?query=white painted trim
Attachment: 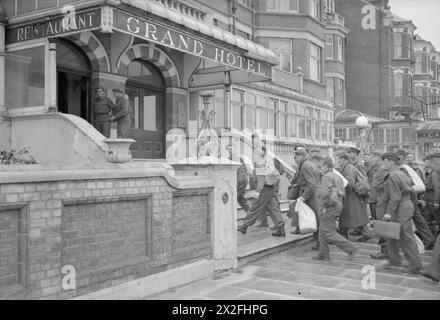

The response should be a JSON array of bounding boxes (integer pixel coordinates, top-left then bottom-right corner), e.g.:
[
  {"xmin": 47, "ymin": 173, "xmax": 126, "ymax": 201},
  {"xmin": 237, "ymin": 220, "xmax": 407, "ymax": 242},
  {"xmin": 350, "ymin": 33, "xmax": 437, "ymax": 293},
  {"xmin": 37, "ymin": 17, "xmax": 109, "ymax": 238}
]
[
  {"xmin": 256, "ymin": 29, "xmax": 325, "ymax": 48},
  {"xmin": 6, "ymin": 39, "xmax": 47, "ymax": 51}
]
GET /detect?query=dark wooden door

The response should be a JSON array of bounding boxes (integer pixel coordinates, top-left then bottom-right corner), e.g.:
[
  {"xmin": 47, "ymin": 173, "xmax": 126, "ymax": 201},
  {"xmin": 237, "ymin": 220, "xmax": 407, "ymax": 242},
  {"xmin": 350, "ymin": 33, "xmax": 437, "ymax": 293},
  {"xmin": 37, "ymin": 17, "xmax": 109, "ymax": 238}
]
[{"xmin": 126, "ymin": 85, "xmax": 166, "ymax": 159}]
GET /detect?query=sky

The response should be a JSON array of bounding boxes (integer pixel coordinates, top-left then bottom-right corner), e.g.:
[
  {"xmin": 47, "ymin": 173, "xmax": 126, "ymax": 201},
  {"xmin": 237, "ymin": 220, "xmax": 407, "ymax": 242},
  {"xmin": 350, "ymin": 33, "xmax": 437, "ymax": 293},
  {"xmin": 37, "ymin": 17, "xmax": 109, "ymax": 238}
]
[{"xmin": 388, "ymin": 0, "xmax": 440, "ymax": 49}]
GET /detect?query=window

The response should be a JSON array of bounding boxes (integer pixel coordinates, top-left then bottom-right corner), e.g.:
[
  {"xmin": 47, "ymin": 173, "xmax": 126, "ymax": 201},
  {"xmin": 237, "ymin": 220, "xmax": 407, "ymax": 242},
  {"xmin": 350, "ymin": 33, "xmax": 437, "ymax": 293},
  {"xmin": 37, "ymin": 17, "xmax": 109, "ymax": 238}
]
[
  {"xmin": 232, "ymin": 89, "xmax": 244, "ymax": 130},
  {"xmin": 394, "ymin": 33, "xmax": 403, "ymax": 59},
  {"xmin": 237, "ymin": 29, "xmax": 250, "ymax": 40},
  {"xmin": 244, "ymin": 93, "xmax": 257, "ymax": 130},
  {"xmin": 336, "ymin": 79, "xmax": 345, "ymax": 106},
  {"xmin": 270, "ymin": 39, "xmax": 293, "ymax": 73},
  {"xmin": 310, "ymin": 43, "xmax": 322, "ymax": 82},
  {"xmin": 6, "ymin": 46, "xmax": 46, "ymax": 109},
  {"xmin": 268, "ymin": 99, "xmax": 277, "ymax": 135},
  {"xmin": 336, "ymin": 36, "xmax": 344, "ymax": 62},
  {"xmin": 402, "ymin": 128, "xmax": 416, "ymax": 143},
  {"xmin": 259, "ymin": 96, "xmax": 268, "ymax": 130},
  {"xmin": 386, "ymin": 128, "xmax": 400, "ymax": 144},
  {"xmin": 394, "ymin": 73, "xmax": 403, "ymax": 100},
  {"xmin": 267, "ymin": 0, "xmax": 298, "ymax": 11},
  {"xmin": 325, "ymin": 0, "xmax": 335, "ymax": 15},
  {"xmin": 310, "ymin": 0, "xmax": 321, "ymax": 20},
  {"xmin": 335, "ymin": 128, "xmax": 347, "ymax": 141},
  {"xmin": 305, "ymin": 107, "xmax": 313, "ymax": 139},
  {"xmin": 325, "ymin": 78, "xmax": 335, "ymax": 103},
  {"xmin": 288, "ymin": 103, "xmax": 297, "ymax": 138},
  {"xmin": 298, "ymin": 105, "xmax": 305, "ymax": 138},
  {"xmin": 348, "ymin": 128, "xmax": 359, "ymax": 141},
  {"xmin": 279, "ymin": 101, "xmax": 288, "ymax": 137},
  {"xmin": 325, "ymin": 34, "xmax": 334, "ymax": 60}
]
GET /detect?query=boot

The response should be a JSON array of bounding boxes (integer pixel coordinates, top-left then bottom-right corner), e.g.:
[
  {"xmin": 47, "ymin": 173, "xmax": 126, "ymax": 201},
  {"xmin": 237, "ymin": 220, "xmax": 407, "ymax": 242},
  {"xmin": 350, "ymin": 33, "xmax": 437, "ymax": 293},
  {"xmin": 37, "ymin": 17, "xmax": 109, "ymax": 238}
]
[
  {"xmin": 272, "ymin": 225, "xmax": 285, "ymax": 237},
  {"xmin": 237, "ymin": 224, "xmax": 247, "ymax": 234}
]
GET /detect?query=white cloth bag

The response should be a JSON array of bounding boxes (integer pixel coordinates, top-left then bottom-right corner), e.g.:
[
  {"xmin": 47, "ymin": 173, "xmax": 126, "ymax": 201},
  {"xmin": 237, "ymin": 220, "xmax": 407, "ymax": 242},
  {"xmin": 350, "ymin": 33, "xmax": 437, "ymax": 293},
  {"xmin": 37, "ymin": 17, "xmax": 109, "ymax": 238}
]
[
  {"xmin": 295, "ymin": 198, "xmax": 317, "ymax": 235},
  {"xmin": 334, "ymin": 169, "xmax": 348, "ymax": 188},
  {"xmin": 400, "ymin": 164, "xmax": 426, "ymax": 194}
]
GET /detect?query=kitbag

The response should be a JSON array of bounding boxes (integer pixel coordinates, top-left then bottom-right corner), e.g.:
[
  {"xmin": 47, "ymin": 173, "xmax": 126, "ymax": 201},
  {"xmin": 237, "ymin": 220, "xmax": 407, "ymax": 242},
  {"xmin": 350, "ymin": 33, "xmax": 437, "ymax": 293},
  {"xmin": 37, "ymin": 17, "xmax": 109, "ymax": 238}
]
[
  {"xmin": 353, "ymin": 167, "xmax": 370, "ymax": 197},
  {"xmin": 295, "ymin": 198, "xmax": 317, "ymax": 234}
]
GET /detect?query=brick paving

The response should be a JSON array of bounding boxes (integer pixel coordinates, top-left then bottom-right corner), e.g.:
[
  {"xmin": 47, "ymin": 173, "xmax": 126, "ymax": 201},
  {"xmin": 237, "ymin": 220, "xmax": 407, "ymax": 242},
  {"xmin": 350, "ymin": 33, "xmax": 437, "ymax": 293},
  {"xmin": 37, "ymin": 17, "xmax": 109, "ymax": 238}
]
[{"xmin": 147, "ymin": 239, "xmax": 440, "ymax": 300}]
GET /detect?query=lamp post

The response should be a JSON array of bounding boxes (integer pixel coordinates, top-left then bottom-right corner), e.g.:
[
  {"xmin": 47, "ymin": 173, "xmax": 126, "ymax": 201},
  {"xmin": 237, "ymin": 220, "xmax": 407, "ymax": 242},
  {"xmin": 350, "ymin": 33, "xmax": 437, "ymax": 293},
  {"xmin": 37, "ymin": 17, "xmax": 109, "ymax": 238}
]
[{"xmin": 355, "ymin": 115, "xmax": 372, "ymax": 155}]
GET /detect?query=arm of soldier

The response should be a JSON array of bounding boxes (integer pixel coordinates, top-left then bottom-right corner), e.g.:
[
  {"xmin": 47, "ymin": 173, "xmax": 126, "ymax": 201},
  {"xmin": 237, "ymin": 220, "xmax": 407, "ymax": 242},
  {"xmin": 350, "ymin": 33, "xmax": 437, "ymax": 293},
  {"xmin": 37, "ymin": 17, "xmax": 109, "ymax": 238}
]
[
  {"xmin": 433, "ymin": 172, "xmax": 440, "ymax": 208},
  {"xmin": 113, "ymin": 97, "xmax": 130, "ymax": 120},
  {"xmin": 345, "ymin": 165, "xmax": 356, "ymax": 189},
  {"xmin": 300, "ymin": 164, "xmax": 318, "ymax": 202},
  {"xmin": 384, "ymin": 175, "xmax": 401, "ymax": 220},
  {"xmin": 318, "ymin": 174, "xmax": 333, "ymax": 210},
  {"xmin": 107, "ymin": 97, "xmax": 116, "ymax": 114}
]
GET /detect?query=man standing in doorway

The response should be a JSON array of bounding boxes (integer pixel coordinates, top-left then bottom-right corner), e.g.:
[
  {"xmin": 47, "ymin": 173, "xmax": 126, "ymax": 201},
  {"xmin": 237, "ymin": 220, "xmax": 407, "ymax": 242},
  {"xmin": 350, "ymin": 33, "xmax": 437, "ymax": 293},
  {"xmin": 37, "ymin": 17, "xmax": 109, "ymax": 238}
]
[
  {"xmin": 93, "ymin": 87, "xmax": 114, "ymax": 138},
  {"xmin": 112, "ymin": 88, "xmax": 132, "ymax": 138}
]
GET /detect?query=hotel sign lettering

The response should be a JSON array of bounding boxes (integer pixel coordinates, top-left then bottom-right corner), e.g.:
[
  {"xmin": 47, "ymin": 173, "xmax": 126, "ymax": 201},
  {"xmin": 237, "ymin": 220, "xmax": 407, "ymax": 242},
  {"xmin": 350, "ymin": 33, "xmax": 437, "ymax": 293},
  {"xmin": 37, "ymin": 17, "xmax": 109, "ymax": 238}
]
[
  {"xmin": 113, "ymin": 10, "xmax": 272, "ymax": 78},
  {"xmin": 6, "ymin": 8, "xmax": 101, "ymax": 44}
]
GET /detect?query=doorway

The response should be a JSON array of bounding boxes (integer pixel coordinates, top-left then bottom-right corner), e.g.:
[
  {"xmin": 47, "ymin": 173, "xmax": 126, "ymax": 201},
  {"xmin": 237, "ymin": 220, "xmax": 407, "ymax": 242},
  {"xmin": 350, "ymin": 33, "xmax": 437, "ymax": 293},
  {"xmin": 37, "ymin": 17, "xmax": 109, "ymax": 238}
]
[
  {"xmin": 126, "ymin": 60, "xmax": 166, "ymax": 159},
  {"xmin": 57, "ymin": 39, "xmax": 92, "ymax": 122}
]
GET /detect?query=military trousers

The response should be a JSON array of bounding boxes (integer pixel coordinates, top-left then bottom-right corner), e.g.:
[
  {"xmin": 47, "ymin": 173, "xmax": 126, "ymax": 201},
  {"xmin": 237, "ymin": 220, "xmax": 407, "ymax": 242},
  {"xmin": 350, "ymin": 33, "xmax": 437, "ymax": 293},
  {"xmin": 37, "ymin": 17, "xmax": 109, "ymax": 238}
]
[
  {"xmin": 387, "ymin": 200, "xmax": 423, "ymax": 270},
  {"xmin": 319, "ymin": 202, "xmax": 358, "ymax": 258},
  {"xmin": 412, "ymin": 204, "xmax": 435, "ymax": 247},
  {"xmin": 425, "ymin": 235, "xmax": 440, "ymax": 279},
  {"xmin": 242, "ymin": 185, "xmax": 284, "ymax": 229},
  {"xmin": 94, "ymin": 119, "xmax": 111, "ymax": 138},
  {"xmin": 237, "ymin": 180, "xmax": 250, "ymax": 214}
]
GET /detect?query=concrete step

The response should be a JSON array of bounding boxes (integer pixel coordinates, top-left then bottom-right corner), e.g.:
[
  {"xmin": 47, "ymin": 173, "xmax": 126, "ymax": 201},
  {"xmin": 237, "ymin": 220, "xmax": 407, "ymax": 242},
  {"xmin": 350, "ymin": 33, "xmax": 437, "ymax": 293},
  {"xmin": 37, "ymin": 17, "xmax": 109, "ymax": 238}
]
[{"xmin": 237, "ymin": 199, "xmax": 290, "ymax": 220}]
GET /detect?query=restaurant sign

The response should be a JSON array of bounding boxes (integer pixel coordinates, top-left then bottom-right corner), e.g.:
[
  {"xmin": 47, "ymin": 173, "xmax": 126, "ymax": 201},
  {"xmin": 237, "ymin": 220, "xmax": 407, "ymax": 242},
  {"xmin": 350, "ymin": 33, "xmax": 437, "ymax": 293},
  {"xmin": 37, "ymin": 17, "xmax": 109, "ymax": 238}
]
[
  {"xmin": 417, "ymin": 131, "xmax": 440, "ymax": 139},
  {"xmin": 113, "ymin": 10, "xmax": 272, "ymax": 78},
  {"xmin": 6, "ymin": 8, "xmax": 101, "ymax": 44}
]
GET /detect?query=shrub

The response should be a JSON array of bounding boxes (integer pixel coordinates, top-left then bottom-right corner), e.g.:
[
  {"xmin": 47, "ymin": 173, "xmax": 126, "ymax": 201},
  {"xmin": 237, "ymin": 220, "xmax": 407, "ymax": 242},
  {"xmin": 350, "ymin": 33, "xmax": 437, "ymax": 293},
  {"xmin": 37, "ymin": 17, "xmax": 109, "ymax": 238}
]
[{"xmin": 0, "ymin": 148, "xmax": 37, "ymax": 165}]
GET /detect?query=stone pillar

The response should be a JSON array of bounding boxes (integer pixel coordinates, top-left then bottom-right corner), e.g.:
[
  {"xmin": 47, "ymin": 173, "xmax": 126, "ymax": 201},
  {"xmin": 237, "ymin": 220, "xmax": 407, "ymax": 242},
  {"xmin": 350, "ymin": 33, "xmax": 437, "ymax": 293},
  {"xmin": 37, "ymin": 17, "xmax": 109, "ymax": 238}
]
[
  {"xmin": 48, "ymin": 38, "xmax": 58, "ymax": 112},
  {"xmin": 165, "ymin": 87, "xmax": 187, "ymax": 132},
  {"xmin": 0, "ymin": 15, "xmax": 10, "ymax": 149},
  {"xmin": 172, "ymin": 161, "xmax": 240, "ymax": 271}
]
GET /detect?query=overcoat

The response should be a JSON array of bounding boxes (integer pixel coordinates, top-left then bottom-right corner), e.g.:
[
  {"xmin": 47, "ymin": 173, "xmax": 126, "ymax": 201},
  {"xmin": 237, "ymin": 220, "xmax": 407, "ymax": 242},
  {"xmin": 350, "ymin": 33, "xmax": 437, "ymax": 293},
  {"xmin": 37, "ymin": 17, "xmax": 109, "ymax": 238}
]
[{"xmin": 339, "ymin": 162, "xmax": 370, "ymax": 227}]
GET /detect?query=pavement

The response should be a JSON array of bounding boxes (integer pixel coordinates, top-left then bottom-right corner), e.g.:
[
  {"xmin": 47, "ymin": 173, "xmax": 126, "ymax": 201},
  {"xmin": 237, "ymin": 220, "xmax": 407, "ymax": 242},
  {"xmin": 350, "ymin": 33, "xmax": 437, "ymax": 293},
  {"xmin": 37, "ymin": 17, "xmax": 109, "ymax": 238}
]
[{"xmin": 146, "ymin": 236, "xmax": 440, "ymax": 300}]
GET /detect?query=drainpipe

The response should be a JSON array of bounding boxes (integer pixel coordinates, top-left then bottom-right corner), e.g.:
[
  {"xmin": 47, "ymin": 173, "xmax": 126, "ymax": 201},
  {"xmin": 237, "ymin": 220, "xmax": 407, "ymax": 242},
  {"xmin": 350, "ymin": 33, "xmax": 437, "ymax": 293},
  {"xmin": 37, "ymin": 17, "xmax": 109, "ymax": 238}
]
[{"xmin": 0, "ymin": 10, "xmax": 6, "ymax": 116}]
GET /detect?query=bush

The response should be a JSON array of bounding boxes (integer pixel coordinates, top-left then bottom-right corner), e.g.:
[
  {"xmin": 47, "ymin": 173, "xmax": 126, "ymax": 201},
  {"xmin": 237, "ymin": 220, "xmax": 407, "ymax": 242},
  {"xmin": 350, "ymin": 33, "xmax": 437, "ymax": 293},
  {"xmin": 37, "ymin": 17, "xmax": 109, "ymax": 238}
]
[{"xmin": 0, "ymin": 148, "xmax": 37, "ymax": 165}]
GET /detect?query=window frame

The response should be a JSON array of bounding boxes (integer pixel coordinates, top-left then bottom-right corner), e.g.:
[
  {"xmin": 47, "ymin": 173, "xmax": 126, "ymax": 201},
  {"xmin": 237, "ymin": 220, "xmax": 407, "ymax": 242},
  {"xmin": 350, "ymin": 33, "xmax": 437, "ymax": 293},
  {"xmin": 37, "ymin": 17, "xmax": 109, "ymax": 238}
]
[{"xmin": 310, "ymin": 43, "xmax": 322, "ymax": 82}]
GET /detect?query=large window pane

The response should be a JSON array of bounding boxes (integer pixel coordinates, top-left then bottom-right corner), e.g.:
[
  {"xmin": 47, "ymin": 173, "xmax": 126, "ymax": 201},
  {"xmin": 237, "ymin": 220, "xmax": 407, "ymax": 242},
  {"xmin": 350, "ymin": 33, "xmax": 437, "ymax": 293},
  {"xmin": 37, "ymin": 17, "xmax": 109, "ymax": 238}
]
[
  {"xmin": 269, "ymin": 39, "xmax": 292, "ymax": 73},
  {"xmin": 6, "ymin": 46, "xmax": 46, "ymax": 109},
  {"xmin": 325, "ymin": 34, "xmax": 333, "ymax": 59},
  {"xmin": 259, "ymin": 97, "xmax": 268, "ymax": 130}
]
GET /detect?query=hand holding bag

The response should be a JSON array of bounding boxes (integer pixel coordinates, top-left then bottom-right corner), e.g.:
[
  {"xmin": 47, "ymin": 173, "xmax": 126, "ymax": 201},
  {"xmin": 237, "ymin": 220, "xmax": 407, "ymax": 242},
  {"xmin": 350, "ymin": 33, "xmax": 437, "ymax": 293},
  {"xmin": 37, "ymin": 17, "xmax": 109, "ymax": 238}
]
[{"xmin": 295, "ymin": 198, "xmax": 317, "ymax": 234}]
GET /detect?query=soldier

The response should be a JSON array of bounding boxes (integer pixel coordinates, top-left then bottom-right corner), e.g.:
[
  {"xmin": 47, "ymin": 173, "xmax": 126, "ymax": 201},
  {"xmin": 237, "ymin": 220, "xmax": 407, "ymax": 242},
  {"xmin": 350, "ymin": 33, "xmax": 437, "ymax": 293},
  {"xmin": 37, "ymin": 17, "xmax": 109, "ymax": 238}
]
[
  {"xmin": 398, "ymin": 149, "xmax": 435, "ymax": 250},
  {"xmin": 406, "ymin": 152, "xmax": 424, "ymax": 181},
  {"xmin": 370, "ymin": 153, "xmax": 391, "ymax": 260},
  {"xmin": 237, "ymin": 163, "xmax": 285, "ymax": 237},
  {"xmin": 237, "ymin": 157, "xmax": 250, "ymax": 214},
  {"xmin": 347, "ymin": 147, "xmax": 371, "ymax": 241},
  {"xmin": 111, "ymin": 88, "xmax": 132, "ymax": 138},
  {"xmin": 338, "ymin": 152, "xmax": 372, "ymax": 240},
  {"xmin": 288, "ymin": 147, "xmax": 321, "ymax": 249},
  {"xmin": 93, "ymin": 87, "xmax": 114, "ymax": 138},
  {"xmin": 421, "ymin": 151, "xmax": 440, "ymax": 283},
  {"xmin": 424, "ymin": 162, "xmax": 440, "ymax": 228},
  {"xmin": 310, "ymin": 148, "xmax": 324, "ymax": 172},
  {"xmin": 366, "ymin": 152, "xmax": 384, "ymax": 220},
  {"xmin": 381, "ymin": 152, "xmax": 423, "ymax": 274},
  {"xmin": 314, "ymin": 157, "xmax": 359, "ymax": 261}
]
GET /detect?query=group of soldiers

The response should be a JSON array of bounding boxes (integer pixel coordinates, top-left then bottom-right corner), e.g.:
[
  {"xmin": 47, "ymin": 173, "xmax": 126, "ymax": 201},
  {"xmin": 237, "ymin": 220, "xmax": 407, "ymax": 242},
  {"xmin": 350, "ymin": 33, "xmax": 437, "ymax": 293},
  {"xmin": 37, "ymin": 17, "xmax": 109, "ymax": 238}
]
[
  {"xmin": 93, "ymin": 87, "xmax": 132, "ymax": 139},
  {"xmin": 237, "ymin": 139, "xmax": 440, "ymax": 283}
]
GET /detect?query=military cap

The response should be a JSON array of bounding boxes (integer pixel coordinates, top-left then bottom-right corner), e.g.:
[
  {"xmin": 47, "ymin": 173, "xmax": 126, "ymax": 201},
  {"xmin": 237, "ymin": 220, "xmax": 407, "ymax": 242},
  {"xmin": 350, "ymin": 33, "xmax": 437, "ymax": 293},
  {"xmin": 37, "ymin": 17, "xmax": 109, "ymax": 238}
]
[
  {"xmin": 294, "ymin": 147, "xmax": 307, "ymax": 157},
  {"xmin": 396, "ymin": 148, "xmax": 409, "ymax": 157},
  {"xmin": 113, "ymin": 88, "xmax": 124, "ymax": 93},
  {"xmin": 338, "ymin": 152, "xmax": 349, "ymax": 160},
  {"xmin": 295, "ymin": 144, "xmax": 307, "ymax": 151},
  {"xmin": 382, "ymin": 152, "xmax": 400, "ymax": 162},
  {"xmin": 426, "ymin": 151, "xmax": 440, "ymax": 160},
  {"xmin": 347, "ymin": 147, "xmax": 361, "ymax": 154},
  {"xmin": 309, "ymin": 147, "xmax": 321, "ymax": 154}
]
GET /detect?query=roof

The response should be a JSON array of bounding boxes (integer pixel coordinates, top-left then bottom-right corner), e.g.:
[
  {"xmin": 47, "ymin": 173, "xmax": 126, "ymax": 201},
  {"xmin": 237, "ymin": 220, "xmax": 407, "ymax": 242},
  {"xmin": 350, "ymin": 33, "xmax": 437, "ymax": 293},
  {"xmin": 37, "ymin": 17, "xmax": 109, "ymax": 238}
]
[
  {"xmin": 417, "ymin": 121, "xmax": 440, "ymax": 133},
  {"xmin": 335, "ymin": 108, "xmax": 388, "ymax": 123},
  {"xmin": 121, "ymin": 0, "xmax": 277, "ymax": 65}
]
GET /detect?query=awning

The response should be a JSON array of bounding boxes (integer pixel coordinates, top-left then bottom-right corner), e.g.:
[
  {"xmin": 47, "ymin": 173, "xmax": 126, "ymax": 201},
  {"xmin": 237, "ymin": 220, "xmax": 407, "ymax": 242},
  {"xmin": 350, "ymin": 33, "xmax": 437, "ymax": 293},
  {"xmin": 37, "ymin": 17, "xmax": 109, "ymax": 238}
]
[
  {"xmin": 417, "ymin": 121, "xmax": 440, "ymax": 139},
  {"xmin": 115, "ymin": 1, "xmax": 277, "ymax": 79}
]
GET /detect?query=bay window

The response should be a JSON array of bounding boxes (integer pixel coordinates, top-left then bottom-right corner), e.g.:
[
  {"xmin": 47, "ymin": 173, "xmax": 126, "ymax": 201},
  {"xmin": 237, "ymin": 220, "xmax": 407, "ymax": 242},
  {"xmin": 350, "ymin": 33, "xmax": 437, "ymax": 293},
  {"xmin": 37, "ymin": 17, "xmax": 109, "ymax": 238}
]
[{"xmin": 310, "ymin": 43, "xmax": 322, "ymax": 82}]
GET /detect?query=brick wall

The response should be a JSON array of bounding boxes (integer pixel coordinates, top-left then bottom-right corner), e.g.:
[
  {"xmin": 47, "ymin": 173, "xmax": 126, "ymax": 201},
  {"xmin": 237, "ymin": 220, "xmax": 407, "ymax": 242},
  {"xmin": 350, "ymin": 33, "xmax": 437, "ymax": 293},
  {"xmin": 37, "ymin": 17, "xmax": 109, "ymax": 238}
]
[{"xmin": 0, "ymin": 176, "xmax": 213, "ymax": 300}]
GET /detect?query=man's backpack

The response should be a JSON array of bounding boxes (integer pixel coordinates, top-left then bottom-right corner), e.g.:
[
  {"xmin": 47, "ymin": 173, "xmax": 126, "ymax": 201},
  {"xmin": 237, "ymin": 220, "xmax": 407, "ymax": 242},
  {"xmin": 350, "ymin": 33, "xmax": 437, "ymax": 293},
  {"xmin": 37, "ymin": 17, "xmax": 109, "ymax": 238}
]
[{"xmin": 353, "ymin": 167, "xmax": 370, "ymax": 197}]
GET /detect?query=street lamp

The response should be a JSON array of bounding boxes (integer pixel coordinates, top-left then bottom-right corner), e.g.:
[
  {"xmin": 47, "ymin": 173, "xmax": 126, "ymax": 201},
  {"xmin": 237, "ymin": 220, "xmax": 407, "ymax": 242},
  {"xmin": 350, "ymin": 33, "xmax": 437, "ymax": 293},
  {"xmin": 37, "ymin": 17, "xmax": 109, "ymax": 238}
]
[{"xmin": 355, "ymin": 115, "xmax": 372, "ymax": 155}]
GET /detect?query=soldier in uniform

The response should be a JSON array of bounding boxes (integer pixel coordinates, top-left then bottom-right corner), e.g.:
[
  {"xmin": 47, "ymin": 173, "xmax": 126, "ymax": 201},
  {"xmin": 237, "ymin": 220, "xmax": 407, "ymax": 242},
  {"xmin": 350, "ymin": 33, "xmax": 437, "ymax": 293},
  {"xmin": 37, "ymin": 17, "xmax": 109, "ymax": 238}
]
[
  {"xmin": 314, "ymin": 157, "xmax": 359, "ymax": 261},
  {"xmin": 381, "ymin": 152, "xmax": 423, "ymax": 274},
  {"xmin": 237, "ymin": 157, "xmax": 250, "ymax": 214},
  {"xmin": 288, "ymin": 147, "xmax": 321, "ymax": 249},
  {"xmin": 111, "ymin": 88, "xmax": 132, "ymax": 138},
  {"xmin": 93, "ymin": 87, "xmax": 114, "ymax": 138},
  {"xmin": 338, "ymin": 152, "xmax": 372, "ymax": 240},
  {"xmin": 421, "ymin": 151, "xmax": 440, "ymax": 283},
  {"xmin": 237, "ymin": 164, "xmax": 285, "ymax": 237}
]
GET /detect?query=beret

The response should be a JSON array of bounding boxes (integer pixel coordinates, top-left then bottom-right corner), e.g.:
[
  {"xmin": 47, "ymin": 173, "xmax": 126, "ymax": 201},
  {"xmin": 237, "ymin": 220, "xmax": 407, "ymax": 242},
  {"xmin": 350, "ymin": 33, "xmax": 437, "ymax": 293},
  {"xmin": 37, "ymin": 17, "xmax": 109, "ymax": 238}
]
[
  {"xmin": 309, "ymin": 148, "xmax": 321, "ymax": 153},
  {"xmin": 382, "ymin": 152, "xmax": 400, "ymax": 162}
]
